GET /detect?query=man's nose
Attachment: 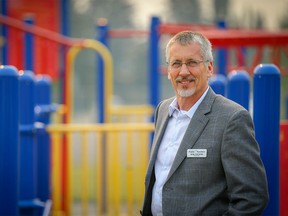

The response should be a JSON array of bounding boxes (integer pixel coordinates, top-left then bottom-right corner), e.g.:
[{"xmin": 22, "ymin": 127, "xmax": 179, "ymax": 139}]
[{"xmin": 179, "ymin": 63, "xmax": 190, "ymax": 75}]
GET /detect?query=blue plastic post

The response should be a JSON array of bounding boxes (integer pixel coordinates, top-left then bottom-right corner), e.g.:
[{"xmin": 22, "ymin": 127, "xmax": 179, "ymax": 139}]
[
  {"xmin": 96, "ymin": 19, "xmax": 109, "ymax": 123},
  {"xmin": 253, "ymin": 64, "xmax": 280, "ymax": 215},
  {"xmin": 19, "ymin": 70, "xmax": 37, "ymax": 215},
  {"xmin": 216, "ymin": 20, "xmax": 227, "ymax": 76},
  {"xmin": 227, "ymin": 70, "xmax": 250, "ymax": 110},
  {"xmin": 209, "ymin": 74, "xmax": 227, "ymax": 96},
  {"xmin": 35, "ymin": 75, "xmax": 52, "ymax": 203},
  {"xmin": 24, "ymin": 15, "xmax": 34, "ymax": 71},
  {"xmin": 0, "ymin": 65, "xmax": 19, "ymax": 216},
  {"xmin": 149, "ymin": 16, "xmax": 161, "ymax": 109},
  {"xmin": 0, "ymin": 0, "xmax": 8, "ymax": 64}
]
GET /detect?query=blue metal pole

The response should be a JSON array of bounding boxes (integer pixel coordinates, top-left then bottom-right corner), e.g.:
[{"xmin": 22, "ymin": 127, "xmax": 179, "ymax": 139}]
[
  {"xmin": 19, "ymin": 70, "xmax": 37, "ymax": 215},
  {"xmin": 60, "ymin": 0, "xmax": 69, "ymax": 36},
  {"xmin": 23, "ymin": 15, "xmax": 34, "ymax": 71},
  {"xmin": 0, "ymin": 0, "xmax": 8, "ymax": 64},
  {"xmin": 227, "ymin": 70, "xmax": 250, "ymax": 110},
  {"xmin": 35, "ymin": 75, "xmax": 52, "ymax": 203},
  {"xmin": 96, "ymin": 19, "xmax": 109, "ymax": 123},
  {"xmin": 149, "ymin": 16, "xmax": 161, "ymax": 109},
  {"xmin": 96, "ymin": 19, "xmax": 109, "ymax": 213},
  {"xmin": 60, "ymin": 0, "xmax": 69, "ymax": 104},
  {"xmin": 253, "ymin": 64, "xmax": 280, "ymax": 215},
  {"xmin": 0, "ymin": 65, "xmax": 19, "ymax": 216},
  {"xmin": 209, "ymin": 74, "xmax": 227, "ymax": 96},
  {"xmin": 216, "ymin": 20, "xmax": 227, "ymax": 76}
]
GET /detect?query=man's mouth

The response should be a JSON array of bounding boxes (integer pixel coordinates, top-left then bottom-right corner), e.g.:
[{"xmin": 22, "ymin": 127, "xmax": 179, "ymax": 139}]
[{"xmin": 176, "ymin": 76, "xmax": 195, "ymax": 84}]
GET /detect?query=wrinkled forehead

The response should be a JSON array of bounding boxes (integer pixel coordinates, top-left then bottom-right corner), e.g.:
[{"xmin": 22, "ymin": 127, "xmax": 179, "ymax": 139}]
[{"xmin": 168, "ymin": 42, "xmax": 203, "ymax": 61}]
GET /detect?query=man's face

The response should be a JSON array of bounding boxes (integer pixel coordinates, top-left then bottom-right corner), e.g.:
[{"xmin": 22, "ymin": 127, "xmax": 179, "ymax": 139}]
[{"xmin": 167, "ymin": 42, "xmax": 213, "ymax": 99}]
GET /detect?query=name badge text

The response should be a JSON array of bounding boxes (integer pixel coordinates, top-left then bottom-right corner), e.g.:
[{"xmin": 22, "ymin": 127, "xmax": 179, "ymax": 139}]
[{"xmin": 187, "ymin": 149, "xmax": 207, "ymax": 158}]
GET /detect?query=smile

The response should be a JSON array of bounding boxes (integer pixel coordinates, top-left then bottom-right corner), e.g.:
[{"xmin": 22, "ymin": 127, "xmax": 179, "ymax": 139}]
[
  {"xmin": 176, "ymin": 76, "xmax": 196, "ymax": 85},
  {"xmin": 179, "ymin": 80, "xmax": 192, "ymax": 84}
]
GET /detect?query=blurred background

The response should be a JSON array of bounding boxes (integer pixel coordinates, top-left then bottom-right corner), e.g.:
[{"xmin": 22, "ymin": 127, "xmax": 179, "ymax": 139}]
[
  {"xmin": 1, "ymin": 0, "xmax": 288, "ymax": 215},
  {"xmin": 69, "ymin": 0, "xmax": 288, "ymax": 122},
  {"xmin": 2, "ymin": 0, "xmax": 288, "ymax": 121}
]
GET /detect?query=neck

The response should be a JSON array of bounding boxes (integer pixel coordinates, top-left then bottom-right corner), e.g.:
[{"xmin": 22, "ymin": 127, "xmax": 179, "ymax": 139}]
[
  {"xmin": 176, "ymin": 87, "xmax": 208, "ymax": 110},
  {"xmin": 177, "ymin": 96, "xmax": 198, "ymax": 111}
]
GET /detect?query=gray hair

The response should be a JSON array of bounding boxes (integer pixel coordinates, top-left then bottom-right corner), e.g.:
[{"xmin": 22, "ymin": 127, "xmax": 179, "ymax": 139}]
[{"xmin": 165, "ymin": 31, "xmax": 213, "ymax": 64}]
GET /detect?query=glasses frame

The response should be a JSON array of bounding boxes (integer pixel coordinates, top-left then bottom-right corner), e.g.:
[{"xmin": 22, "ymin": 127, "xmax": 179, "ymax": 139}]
[{"xmin": 168, "ymin": 59, "xmax": 209, "ymax": 70}]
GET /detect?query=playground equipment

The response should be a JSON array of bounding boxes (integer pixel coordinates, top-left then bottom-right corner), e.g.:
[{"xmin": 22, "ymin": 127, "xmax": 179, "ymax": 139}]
[
  {"xmin": 0, "ymin": 67, "xmax": 53, "ymax": 215},
  {"xmin": 0, "ymin": 65, "xmax": 155, "ymax": 216},
  {"xmin": 254, "ymin": 65, "xmax": 281, "ymax": 216},
  {"xmin": 97, "ymin": 16, "xmax": 288, "ymax": 114},
  {"xmin": 0, "ymin": 13, "xmax": 154, "ymax": 216},
  {"xmin": 0, "ymin": 12, "xmax": 288, "ymax": 215},
  {"xmin": 227, "ymin": 70, "xmax": 250, "ymax": 110},
  {"xmin": 0, "ymin": 66, "xmax": 19, "ymax": 216}
]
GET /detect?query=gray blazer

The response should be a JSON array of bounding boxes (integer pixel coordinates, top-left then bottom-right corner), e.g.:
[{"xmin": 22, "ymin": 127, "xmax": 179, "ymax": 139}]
[{"xmin": 141, "ymin": 88, "xmax": 269, "ymax": 216}]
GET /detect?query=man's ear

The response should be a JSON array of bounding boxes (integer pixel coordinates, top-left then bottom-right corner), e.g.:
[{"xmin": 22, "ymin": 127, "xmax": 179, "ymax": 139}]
[
  {"xmin": 168, "ymin": 71, "xmax": 171, "ymax": 80},
  {"xmin": 207, "ymin": 61, "xmax": 214, "ymax": 79}
]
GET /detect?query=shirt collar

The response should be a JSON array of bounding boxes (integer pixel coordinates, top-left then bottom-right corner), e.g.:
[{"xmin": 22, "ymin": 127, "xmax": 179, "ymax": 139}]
[{"xmin": 169, "ymin": 87, "xmax": 209, "ymax": 118}]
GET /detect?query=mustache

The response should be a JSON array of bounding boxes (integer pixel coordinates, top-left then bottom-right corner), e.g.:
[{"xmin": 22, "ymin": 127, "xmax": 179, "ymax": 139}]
[{"xmin": 175, "ymin": 76, "xmax": 196, "ymax": 82}]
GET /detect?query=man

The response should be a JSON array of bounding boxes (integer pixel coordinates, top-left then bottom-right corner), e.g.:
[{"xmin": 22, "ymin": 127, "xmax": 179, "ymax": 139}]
[{"xmin": 141, "ymin": 31, "xmax": 269, "ymax": 216}]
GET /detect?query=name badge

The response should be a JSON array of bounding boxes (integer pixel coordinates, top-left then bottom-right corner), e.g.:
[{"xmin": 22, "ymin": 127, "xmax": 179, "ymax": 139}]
[{"xmin": 187, "ymin": 149, "xmax": 207, "ymax": 158}]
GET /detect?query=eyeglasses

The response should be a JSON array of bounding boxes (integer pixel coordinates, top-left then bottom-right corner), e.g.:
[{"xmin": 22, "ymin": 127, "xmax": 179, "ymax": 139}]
[{"xmin": 168, "ymin": 59, "xmax": 208, "ymax": 70}]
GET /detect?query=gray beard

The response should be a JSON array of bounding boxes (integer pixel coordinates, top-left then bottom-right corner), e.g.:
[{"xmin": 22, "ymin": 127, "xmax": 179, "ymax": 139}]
[{"xmin": 177, "ymin": 88, "xmax": 196, "ymax": 97}]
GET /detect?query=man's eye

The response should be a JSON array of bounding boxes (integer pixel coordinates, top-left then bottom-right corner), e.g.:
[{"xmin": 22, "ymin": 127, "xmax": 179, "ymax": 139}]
[
  {"xmin": 172, "ymin": 62, "xmax": 181, "ymax": 68},
  {"xmin": 187, "ymin": 60, "xmax": 197, "ymax": 67}
]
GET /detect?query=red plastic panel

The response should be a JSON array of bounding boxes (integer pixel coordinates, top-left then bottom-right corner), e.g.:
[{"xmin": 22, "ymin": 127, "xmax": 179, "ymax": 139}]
[
  {"xmin": 280, "ymin": 121, "xmax": 288, "ymax": 216},
  {"xmin": 7, "ymin": 0, "xmax": 60, "ymax": 79}
]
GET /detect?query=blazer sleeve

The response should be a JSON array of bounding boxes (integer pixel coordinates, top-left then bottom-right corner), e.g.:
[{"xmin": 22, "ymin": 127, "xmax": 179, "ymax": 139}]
[{"xmin": 221, "ymin": 109, "xmax": 269, "ymax": 215}]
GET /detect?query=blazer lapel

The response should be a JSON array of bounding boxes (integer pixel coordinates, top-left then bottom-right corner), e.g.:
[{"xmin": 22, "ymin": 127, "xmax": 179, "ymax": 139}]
[{"xmin": 166, "ymin": 89, "xmax": 216, "ymax": 181}]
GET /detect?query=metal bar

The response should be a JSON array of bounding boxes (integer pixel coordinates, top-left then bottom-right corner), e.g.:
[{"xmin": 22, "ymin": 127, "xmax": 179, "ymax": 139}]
[
  {"xmin": 23, "ymin": 15, "xmax": 34, "ymax": 71},
  {"xmin": 149, "ymin": 16, "xmax": 161, "ymax": 109},
  {"xmin": 108, "ymin": 29, "xmax": 148, "ymax": 38},
  {"xmin": 51, "ymin": 132, "xmax": 63, "ymax": 215},
  {"xmin": 95, "ymin": 132, "xmax": 104, "ymax": 215},
  {"xmin": 47, "ymin": 123, "xmax": 155, "ymax": 133},
  {"xmin": 81, "ymin": 132, "xmax": 89, "ymax": 216},
  {"xmin": 158, "ymin": 23, "xmax": 288, "ymax": 47},
  {"xmin": 126, "ymin": 132, "xmax": 133, "ymax": 215},
  {"xmin": 0, "ymin": 14, "xmax": 83, "ymax": 46},
  {"xmin": 109, "ymin": 105, "xmax": 154, "ymax": 116}
]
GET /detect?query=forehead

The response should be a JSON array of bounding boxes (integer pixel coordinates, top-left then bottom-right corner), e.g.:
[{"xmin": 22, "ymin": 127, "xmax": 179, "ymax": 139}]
[{"xmin": 169, "ymin": 42, "xmax": 202, "ymax": 61}]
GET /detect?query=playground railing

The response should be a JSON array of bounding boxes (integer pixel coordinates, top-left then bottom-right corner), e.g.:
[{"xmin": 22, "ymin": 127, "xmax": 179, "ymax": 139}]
[
  {"xmin": 47, "ymin": 122, "xmax": 154, "ymax": 216},
  {"xmin": 48, "ymin": 97, "xmax": 155, "ymax": 216}
]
